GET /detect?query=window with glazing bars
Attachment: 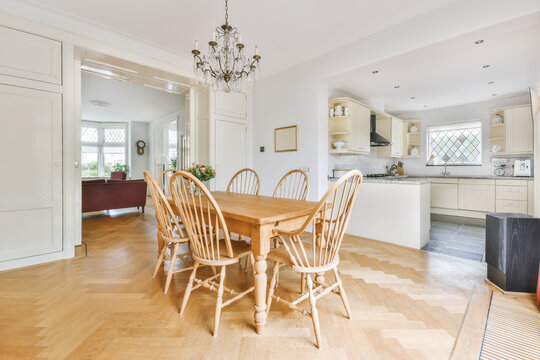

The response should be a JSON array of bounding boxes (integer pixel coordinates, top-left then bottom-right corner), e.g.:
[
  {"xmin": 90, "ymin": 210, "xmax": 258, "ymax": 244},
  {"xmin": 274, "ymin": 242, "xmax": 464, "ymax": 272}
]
[{"xmin": 427, "ymin": 121, "xmax": 482, "ymax": 165}]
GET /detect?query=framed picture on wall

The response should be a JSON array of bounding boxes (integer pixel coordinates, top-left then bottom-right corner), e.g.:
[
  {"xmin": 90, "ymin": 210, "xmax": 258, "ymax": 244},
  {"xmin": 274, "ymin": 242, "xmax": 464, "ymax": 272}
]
[{"xmin": 274, "ymin": 125, "xmax": 297, "ymax": 152}]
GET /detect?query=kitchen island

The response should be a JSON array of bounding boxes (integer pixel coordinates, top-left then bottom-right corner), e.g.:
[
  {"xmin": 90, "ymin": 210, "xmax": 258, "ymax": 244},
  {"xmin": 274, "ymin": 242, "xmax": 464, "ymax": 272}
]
[{"xmin": 330, "ymin": 177, "xmax": 431, "ymax": 249}]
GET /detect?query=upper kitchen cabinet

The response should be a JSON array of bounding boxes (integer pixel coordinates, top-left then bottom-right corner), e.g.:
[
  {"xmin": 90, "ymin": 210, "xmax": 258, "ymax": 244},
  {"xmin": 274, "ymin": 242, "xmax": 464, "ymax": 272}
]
[
  {"xmin": 328, "ymin": 98, "xmax": 370, "ymax": 154},
  {"xmin": 489, "ymin": 105, "xmax": 533, "ymax": 155},
  {"xmin": 377, "ymin": 116, "xmax": 404, "ymax": 158},
  {"xmin": 0, "ymin": 26, "xmax": 62, "ymax": 85},
  {"xmin": 403, "ymin": 120, "xmax": 421, "ymax": 158}
]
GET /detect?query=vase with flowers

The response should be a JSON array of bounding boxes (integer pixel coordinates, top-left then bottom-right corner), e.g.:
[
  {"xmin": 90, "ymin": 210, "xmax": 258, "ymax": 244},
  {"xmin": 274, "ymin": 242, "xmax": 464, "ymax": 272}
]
[{"xmin": 187, "ymin": 164, "xmax": 216, "ymax": 192}]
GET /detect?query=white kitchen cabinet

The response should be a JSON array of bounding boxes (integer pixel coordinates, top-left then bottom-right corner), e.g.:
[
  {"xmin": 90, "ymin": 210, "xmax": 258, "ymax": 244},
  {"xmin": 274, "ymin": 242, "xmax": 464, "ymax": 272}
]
[
  {"xmin": 431, "ymin": 179, "xmax": 458, "ymax": 209},
  {"xmin": 505, "ymin": 106, "xmax": 533, "ymax": 153},
  {"xmin": 215, "ymin": 90, "xmax": 247, "ymax": 120},
  {"xmin": 495, "ymin": 179, "xmax": 530, "ymax": 214},
  {"xmin": 528, "ymin": 180, "xmax": 534, "ymax": 216},
  {"xmin": 377, "ymin": 117, "xmax": 404, "ymax": 158},
  {"xmin": 458, "ymin": 179, "xmax": 495, "ymax": 212},
  {"xmin": 328, "ymin": 98, "xmax": 370, "ymax": 154},
  {"xmin": 0, "ymin": 26, "xmax": 62, "ymax": 84},
  {"xmin": 0, "ymin": 84, "xmax": 63, "ymax": 262}
]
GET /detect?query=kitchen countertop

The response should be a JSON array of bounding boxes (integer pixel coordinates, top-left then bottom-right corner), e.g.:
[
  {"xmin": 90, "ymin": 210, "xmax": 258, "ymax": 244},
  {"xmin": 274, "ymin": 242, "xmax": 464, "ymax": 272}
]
[{"xmin": 328, "ymin": 174, "xmax": 534, "ymax": 184}]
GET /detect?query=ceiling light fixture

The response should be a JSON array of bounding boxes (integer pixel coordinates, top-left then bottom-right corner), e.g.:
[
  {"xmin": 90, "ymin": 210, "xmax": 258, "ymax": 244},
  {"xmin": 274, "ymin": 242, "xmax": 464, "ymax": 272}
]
[
  {"xmin": 492, "ymin": 93, "xmax": 498, "ymax": 96},
  {"xmin": 423, "ymin": 105, "xmax": 428, "ymax": 108},
  {"xmin": 84, "ymin": 59, "xmax": 138, "ymax": 74},
  {"xmin": 482, "ymin": 64, "xmax": 490, "ymax": 68},
  {"xmin": 474, "ymin": 40, "xmax": 484, "ymax": 44},
  {"xmin": 90, "ymin": 100, "xmax": 110, "ymax": 107},
  {"xmin": 488, "ymin": 81, "xmax": 495, "ymax": 84},
  {"xmin": 410, "ymin": 97, "xmax": 415, "ymax": 100},
  {"xmin": 372, "ymin": 70, "xmax": 379, "ymax": 74},
  {"xmin": 191, "ymin": 0, "xmax": 261, "ymax": 92},
  {"xmin": 394, "ymin": 85, "xmax": 400, "ymax": 88}
]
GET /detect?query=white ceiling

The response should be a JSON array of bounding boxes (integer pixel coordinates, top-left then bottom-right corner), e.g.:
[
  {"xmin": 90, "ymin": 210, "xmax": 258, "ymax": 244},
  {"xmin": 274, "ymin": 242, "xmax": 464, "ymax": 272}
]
[
  {"xmin": 328, "ymin": 14, "xmax": 540, "ymax": 114},
  {"xmin": 82, "ymin": 72, "xmax": 184, "ymax": 122},
  {"xmin": 18, "ymin": 0, "xmax": 454, "ymax": 75}
]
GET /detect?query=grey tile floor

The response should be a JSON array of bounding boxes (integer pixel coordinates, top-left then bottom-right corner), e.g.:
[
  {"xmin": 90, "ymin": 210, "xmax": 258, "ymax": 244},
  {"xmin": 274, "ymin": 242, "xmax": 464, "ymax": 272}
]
[{"xmin": 422, "ymin": 214, "xmax": 486, "ymax": 262}]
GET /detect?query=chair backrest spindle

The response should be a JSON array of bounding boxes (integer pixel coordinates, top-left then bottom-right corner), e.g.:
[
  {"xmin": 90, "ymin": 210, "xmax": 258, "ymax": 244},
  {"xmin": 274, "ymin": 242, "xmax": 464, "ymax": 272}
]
[
  {"xmin": 273, "ymin": 169, "xmax": 309, "ymax": 201},
  {"xmin": 226, "ymin": 168, "xmax": 260, "ymax": 195}
]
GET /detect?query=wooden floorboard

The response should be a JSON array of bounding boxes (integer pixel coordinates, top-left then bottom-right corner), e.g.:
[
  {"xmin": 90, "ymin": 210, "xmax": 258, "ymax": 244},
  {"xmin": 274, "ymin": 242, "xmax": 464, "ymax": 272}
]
[{"xmin": 0, "ymin": 209, "xmax": 489, "ymax": 359}]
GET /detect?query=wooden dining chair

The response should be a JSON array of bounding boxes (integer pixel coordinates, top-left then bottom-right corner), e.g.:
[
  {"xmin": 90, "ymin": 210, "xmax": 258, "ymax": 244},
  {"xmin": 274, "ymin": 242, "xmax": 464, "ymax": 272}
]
[
  {"xmin": 144, "ymin": 171, "xmax": 193, "ymax": 294},
  {"xmin": 226, "ymin": 168, "xmax": 260, "ymax": 195},
  {"xmin": 158, "ymin": 168, "xmax": 176, "ymax": 197},
  {"xmin": 170, "ymin": 170, "xmax": 255, "ymax": 337},
  {"xmin": 273, "ymin": 169, "xmax": 309, "ymax": 201},
  {"xmin": 265, "ymin": 170, "xmax": 363, "ymax": 349}
]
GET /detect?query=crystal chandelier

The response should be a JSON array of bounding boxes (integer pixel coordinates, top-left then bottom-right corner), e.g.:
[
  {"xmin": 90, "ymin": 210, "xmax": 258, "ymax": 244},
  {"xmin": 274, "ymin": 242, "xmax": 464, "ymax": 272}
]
[{"xmin": 192, "ymin": 0, "xmax": 261, "ymax": 92}]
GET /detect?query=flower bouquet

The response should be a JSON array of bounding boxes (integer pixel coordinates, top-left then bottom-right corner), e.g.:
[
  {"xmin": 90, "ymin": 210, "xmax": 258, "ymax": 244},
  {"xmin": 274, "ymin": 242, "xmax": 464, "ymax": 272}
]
[{"xmin": 187, "ymin": 164, "xmax": 216, "ymax": 182}]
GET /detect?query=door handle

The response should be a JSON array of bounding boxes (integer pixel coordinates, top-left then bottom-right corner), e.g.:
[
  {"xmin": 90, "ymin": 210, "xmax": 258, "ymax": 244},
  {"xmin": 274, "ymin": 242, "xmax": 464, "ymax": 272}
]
[{"xmin": 74, "ymin": 161, "xmax": 80, "ymax": 168}]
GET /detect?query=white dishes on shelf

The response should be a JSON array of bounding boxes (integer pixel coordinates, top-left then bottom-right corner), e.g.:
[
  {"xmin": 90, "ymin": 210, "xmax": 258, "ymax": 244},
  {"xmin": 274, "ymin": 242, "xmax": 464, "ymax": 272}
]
[
  {"xmin": 332, "ymin": 141, "xmax": 346, "ymax": 149},
  {"xmin": 492, "ymin": 114, "xmax": 503, "ymax": 124},
  {"xmin": 409, "ymin": 124, "xmax": 418, "ymax": 133},
  {"xmin": 492, "ymin": 144, "xmax": 502, "ymax": 152},
  {"xmin": 410, "ymin": 146, "xmax": 419, "ymax": 156}
]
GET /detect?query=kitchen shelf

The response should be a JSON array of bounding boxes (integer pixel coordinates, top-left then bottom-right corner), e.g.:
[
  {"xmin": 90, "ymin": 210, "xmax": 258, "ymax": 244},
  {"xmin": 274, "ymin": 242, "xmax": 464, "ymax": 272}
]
[
  {"xmin": 490, "ymin": 123, "xmax": 505, "ymax": 127},
  {"xmin": 490, "ymin": 137, "xmax": 505, "ymax": 141},
  {"xmin": 329, "ymin": 116, "xmax": 350, "ymax": 120},
  {"xmin": 329, "ymin": 131, "xmax": 350, "ymax": 135},
  {"xmin": 329, "ymin": 149, "xmax": 364, "ymax": 154}
]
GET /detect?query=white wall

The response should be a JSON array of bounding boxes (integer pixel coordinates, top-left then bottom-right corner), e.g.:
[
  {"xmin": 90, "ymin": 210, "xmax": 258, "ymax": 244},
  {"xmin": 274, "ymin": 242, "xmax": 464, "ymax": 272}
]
[
  {"xmin": 130, "ymin": 121, "xmax": 149, "ymax": 179},
  {"xmin": 253, "ymin": 1, "xmax": 540, "ymax": 199}
]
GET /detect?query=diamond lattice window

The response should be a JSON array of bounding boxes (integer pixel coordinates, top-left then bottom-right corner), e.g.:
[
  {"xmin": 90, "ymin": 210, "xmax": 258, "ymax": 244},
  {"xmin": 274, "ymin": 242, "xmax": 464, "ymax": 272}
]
[
  {"xmin": 104, "ymin": 128, "xmax": 126, "ymax": 143},
  {"xmin": 81, "ymin": 126, "xmax": 98, "ymax": 143},
  {"xmin": 428, "ymin": 121, "xmax": 482, "ymax": 165},
  {"xmin": 168, "ymin": 130, "xmax": 177, "ymax": 146}
]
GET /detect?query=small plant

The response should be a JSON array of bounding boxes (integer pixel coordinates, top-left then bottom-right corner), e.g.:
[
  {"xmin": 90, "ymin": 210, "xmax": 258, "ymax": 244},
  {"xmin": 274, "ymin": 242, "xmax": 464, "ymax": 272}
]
[
  {"xmin": 187, "ymin": 163, "xmax": 216, "ymax": 182},
  {"xmin": 112, "ymin": 163, "xmax": 128, "ymax": 172},
  {"xmin": 169, "ymin": 156, "xmax": 177, "ymax": 169}
]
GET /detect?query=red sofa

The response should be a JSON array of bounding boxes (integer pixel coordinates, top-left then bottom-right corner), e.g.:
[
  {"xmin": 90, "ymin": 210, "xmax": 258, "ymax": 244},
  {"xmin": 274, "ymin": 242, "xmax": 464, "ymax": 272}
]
[{"xmin": 82, "ymin": 179, "xmax": 147, "ymax": 213}]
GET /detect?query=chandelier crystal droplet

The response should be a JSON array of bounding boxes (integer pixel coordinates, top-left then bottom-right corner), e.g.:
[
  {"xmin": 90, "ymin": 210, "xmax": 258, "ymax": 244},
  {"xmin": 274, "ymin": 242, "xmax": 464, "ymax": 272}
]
[{"xmin": 192, "ymin": 0, "xmax": 261, "ymax": 92}]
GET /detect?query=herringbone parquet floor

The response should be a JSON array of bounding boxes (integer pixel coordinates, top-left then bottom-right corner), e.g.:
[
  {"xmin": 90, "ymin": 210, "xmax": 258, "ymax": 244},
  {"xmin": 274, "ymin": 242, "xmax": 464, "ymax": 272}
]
[{"xmin": 0, "ymin": 208, "xmax": 487, "ymax": 359}]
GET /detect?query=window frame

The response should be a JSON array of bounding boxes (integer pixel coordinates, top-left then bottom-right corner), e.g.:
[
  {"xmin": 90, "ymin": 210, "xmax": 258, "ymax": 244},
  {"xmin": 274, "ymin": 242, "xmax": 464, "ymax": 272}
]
[
  {"xmin": 426, "ymin": 120, "xmax": 482, "ymax": 166},
  {"xmin": 81, "ymin": 121, "xmax": 129, "ymax": 177}
]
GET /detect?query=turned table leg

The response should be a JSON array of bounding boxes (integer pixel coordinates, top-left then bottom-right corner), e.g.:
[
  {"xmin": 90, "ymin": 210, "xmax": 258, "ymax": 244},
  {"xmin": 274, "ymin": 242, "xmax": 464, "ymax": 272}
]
[{"xmin": 251, "ymin": 224, "xmax": 271, "ymax": 335}]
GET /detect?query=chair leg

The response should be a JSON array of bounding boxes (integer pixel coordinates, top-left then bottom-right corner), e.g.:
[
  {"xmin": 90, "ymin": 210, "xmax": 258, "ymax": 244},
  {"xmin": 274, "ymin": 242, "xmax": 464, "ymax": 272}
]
[
  {"xmin": 307, "ymin": 274, "xmax": 322, "ymax": 349},
  {"xmin": 332, "ymin": 268, "xmax": 352, "ymax": 320},
  {"xmin": 300, "ymin": 273, "xmax": 306, "ymax": 294},
  {"xmin": 213, "ymin": 266, "xmax": 226, "ymax": 337},
  {"xmin": 164, "ymin": 243, "xmax": 179, "ymax": 294},
  {"xmin": 266, "ymin": 261, "xmax": 280, "ymax": 315},
  {"xmin": 180, "ymin": 262, "xmax": 199, "ymax": 315},
  {"xmin": 152, "ymin": 242, "xmax": 168, "ymax": 278}
]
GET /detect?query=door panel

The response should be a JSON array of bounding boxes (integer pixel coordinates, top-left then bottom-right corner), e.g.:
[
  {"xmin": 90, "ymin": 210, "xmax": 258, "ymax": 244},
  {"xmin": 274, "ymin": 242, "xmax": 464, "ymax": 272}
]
[
  {"xmin": 0, "ymin": 84, "xmax": 62, "ymax": 261},
  {"xmin": 0, "ymin": 26, "xmax": 62, "ymax": 84},
  {"xmin": 215, "ymin": 91, "xmax": 247, "ymax": 120},
  {"xmin": 215, "ymin": 120, "xmax": 247, "ymax": 191}
]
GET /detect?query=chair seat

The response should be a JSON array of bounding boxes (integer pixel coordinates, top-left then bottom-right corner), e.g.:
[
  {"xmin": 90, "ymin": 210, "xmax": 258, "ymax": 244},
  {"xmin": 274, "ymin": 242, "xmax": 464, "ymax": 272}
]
[
  {"xmin": 193, "ymin": 239, "xmax": 252, "ymax": 265},
  {"xmin": 267, "ymin": 242, "xmax": 339, "ymax": 273}
]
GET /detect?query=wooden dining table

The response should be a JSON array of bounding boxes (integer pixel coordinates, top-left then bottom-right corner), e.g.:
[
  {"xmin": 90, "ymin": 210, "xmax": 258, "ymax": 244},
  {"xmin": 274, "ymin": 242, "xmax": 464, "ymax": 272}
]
[{"xmin": 169, "ymin": 191, "xmax": 319, "ymax": 335}]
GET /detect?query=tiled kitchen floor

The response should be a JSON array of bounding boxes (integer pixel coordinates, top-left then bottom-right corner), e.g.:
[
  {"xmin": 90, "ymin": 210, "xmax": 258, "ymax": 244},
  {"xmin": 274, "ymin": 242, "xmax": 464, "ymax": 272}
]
[{"xmin": 422, "ymin": 214, "xmax": 486, "ymax": 262}]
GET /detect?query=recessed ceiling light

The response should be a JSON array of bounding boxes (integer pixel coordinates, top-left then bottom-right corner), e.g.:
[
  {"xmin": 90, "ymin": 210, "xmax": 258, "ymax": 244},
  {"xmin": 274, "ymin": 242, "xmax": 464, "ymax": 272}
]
[
  {"xmin": 372, "ymin": 70, "xmax": 379, "ymax": 74},
  {"xmin": 474, "ymin": 40, "xmax": 484, "ymax": 44},
  {"xmin": 410, "ymin": 96, "xmax": 415, "ymax": 100},
  {"xmin": 492, "ymin": 93, "xmax": 498, "ymax": 96},
  {"xmin": 90, "ymin": 100, "xmax": 110, "ymax": 107},
  {"xmin": 423, "ymin": 105, "xmax": 428, "ymax": 108},
  {"xmin": 482, "ymin": 64, "xmax": 490, "ymax": 68},
  {"xmin": 488, "ymin": 81, "xmax": 495, "ymax": 84},
  {"xmin": 394, "ymin": 85, "xmax": 400, "ymax": 88}
]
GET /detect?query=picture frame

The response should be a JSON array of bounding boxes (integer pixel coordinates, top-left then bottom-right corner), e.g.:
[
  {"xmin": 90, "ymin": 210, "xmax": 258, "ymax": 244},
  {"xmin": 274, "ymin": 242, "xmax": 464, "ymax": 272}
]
[{"xmin": 274, "ymin": 125, "xmax": 297, "ymax": 152}]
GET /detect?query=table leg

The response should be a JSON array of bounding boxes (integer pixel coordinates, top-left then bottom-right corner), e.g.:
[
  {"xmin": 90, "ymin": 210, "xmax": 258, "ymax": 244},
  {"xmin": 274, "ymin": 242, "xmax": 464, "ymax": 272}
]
[{"xmin": 251, "ymin": 224, "xmax": 271, "ymax": 335}]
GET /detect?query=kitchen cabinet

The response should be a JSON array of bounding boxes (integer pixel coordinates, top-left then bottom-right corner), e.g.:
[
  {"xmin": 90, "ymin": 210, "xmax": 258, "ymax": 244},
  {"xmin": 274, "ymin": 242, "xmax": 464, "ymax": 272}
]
[
  {"xmin": 0, "ymin": 26, "xmax": 62, "ymax": 84},
  {"xmin": 528, "ymin": 180, "xmax": 534, "ymax": 216},
  {"xmin": 431, "ymin": 178, "xmax": 458, "ymax": 209},
  {"xmin": 489, "ymin": 105, "xmax": 533, "ymax": 154},
  {"xmin": 377, "ymin": 117, "xmax": 404, "ymax": 158},
  {"xmin": 495, "ymin": 179, "xmax": 530, "ymax": 214},
  {"xmin": 458, "ymin": 179, "xmax": 495, "ymax": 212},
  {"xmin": 328, "ymin": 98, "xmax": 370, "ymax": 154}
]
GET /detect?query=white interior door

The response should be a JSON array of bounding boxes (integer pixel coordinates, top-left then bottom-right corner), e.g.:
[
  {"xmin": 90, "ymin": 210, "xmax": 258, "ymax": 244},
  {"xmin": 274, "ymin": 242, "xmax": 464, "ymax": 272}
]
[
  {"xmin": 215, "ymin": 119, "xmax": 247, "ymax": 191},
  {"xmin": 0, "ymin": 84, "xmax": 62, "ymax": 262}
]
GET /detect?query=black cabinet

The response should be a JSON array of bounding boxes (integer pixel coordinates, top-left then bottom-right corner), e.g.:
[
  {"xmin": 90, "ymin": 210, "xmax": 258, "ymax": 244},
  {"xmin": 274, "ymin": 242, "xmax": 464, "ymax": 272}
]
[{"xmin": 486, "ymin": 213, "xmax": 540, "ymax": 293}]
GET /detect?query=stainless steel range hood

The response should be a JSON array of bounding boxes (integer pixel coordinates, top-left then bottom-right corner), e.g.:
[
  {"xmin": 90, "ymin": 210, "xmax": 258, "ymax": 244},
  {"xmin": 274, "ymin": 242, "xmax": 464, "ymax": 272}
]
[{"xmin": 370, "ymin": 114, "xmax": 391, "ymax": 146}]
